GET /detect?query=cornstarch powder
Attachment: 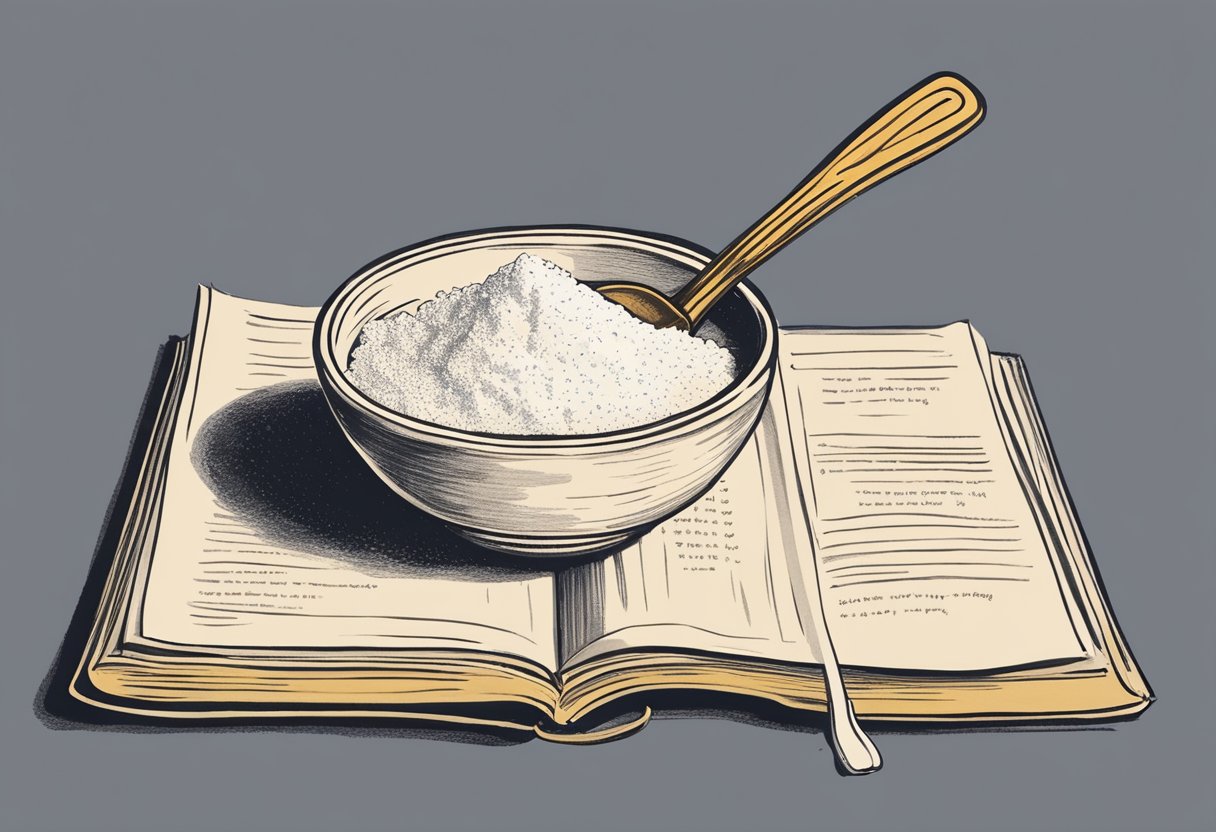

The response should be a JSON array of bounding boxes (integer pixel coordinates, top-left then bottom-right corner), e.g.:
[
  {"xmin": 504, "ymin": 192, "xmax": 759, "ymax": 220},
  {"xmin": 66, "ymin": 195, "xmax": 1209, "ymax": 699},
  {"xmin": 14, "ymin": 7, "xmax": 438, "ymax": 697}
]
[{"xmin": 346, "ymin": 253, "xmax": 736, "ymax": 435}]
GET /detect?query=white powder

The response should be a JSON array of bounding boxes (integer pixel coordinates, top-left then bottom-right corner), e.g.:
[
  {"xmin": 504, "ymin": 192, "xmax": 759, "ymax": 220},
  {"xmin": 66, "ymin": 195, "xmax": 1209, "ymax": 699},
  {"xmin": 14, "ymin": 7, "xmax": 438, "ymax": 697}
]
[{"xmin": 347, "ymin": 253, "xmax": 736, "ymax": 435}]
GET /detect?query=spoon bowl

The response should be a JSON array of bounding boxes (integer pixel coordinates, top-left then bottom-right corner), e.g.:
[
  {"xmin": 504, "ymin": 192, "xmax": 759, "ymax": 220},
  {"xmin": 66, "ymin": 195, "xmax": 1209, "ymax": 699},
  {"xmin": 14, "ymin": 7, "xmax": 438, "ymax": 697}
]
[{"xmin": 591, "ymin": 282, "xmax": 692, "ymax": 331}]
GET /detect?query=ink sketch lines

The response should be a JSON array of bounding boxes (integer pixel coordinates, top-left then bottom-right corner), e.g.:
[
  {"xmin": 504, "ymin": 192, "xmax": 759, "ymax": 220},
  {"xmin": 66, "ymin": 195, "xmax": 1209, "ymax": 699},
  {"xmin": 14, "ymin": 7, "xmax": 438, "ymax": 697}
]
[
  {"xmin": 811, "ymin": 441, "xmax": 997, "ymax": 482},
  {"xmin": 794, "ymin": 354, "xmax": 960, "ymax": 418},
  {"xmin": 235, "ymin": 308, "xmax": 313, "ymax": 384},
  {"xmin": 806, "ymin": 436, "xmax": 1031, "ymax": 591},
  {"xmin": 242, "ymin": 350, "xmax": 312, "ymax": 375},
  {"xmin": 786, "ymin": 346, "xmax": 958, "ymax": 374},
  {"xmin": 199, "ymin": 515, "xmax": 335, "ymax": 567},
  {"xmin": 813, "ymin": 514, "xmax": 1030, "ymax": 584}
]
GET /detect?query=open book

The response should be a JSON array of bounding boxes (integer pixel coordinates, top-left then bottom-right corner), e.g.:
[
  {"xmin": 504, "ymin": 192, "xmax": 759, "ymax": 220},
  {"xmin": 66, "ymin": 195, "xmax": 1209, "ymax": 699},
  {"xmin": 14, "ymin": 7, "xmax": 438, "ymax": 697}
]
[{"xmin": 64, "ymin": 287, "xmax": 1151, "ymax": 769}]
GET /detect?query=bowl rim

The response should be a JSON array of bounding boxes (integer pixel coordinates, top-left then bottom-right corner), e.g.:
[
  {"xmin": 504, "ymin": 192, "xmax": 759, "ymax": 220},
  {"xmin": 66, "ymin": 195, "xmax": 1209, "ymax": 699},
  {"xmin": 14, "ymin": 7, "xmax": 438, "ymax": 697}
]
[{"xmin": 314, "ymin": 224, "xmax": 778, "ymax": 449}]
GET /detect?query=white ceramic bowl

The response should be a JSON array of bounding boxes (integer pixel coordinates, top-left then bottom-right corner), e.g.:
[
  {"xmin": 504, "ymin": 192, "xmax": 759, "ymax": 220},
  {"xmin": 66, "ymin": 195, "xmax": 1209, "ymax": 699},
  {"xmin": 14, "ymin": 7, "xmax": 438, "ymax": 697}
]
[{"xmin": 314, "ymin": 226, "xmax": 777, "ymax": 557}]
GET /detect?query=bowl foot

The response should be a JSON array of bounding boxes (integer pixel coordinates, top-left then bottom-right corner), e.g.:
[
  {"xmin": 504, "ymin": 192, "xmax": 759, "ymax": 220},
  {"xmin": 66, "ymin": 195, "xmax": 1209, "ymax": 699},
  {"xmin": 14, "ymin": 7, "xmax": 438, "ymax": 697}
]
[{"xmin": 455, "ymin": 527, "xmax": 643, "ymax": 559}]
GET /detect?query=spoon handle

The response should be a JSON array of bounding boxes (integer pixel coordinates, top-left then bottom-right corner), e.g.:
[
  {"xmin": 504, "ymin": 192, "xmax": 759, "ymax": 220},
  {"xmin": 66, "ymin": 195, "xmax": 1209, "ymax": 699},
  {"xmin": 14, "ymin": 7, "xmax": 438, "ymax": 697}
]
[{"xmin": 675, "ymin": 72, "xmax": 985, "ymax": 328}]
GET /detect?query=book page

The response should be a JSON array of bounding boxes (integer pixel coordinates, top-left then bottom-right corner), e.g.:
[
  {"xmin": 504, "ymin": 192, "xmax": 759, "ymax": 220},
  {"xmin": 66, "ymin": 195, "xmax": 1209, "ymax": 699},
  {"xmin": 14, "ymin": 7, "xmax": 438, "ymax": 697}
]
[
  {"xmin": 988, "ymin": 354, "xmax": 1108, "ymax": 664},
  {"xmin": 779, "ymin": 323, "xmax": 1090, "ymax": 671},
  {"xmin": 132, "ymin": 288, "xmax": 558, "ymax": 671},
  {"xmin": 558, "ymin": 409, "xmax": 823, "ymax": 669}
]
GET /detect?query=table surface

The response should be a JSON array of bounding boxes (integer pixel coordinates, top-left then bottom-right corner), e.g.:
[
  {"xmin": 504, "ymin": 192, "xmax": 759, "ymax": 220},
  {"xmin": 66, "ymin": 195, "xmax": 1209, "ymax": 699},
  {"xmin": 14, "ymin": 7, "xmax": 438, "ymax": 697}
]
[{"xmin": 2, "ymin": 2, "xmax": 1212, "ymax": 830}]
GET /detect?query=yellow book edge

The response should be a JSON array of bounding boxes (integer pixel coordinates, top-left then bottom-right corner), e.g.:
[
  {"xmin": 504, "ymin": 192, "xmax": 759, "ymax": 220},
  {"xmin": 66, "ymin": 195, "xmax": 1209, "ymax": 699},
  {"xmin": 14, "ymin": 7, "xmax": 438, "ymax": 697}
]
[{"xmin": 57, "ymin": 339, "xmax": 1153, "ymax": 741}]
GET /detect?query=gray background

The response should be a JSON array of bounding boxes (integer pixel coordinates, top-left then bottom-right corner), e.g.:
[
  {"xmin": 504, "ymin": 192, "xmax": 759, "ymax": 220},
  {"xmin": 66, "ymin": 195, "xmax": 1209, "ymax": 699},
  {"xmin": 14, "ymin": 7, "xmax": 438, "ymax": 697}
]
[{"xmin": 1, "ymin": 1, "xmax": 1212, "ymax": 830}]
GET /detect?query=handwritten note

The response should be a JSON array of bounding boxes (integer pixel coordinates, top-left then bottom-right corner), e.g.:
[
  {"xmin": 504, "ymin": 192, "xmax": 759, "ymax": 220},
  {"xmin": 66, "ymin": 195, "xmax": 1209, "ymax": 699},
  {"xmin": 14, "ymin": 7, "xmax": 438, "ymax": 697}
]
[{"xmin": 781, "ymin": 324, "xmax": 1089, "ymax": 672}]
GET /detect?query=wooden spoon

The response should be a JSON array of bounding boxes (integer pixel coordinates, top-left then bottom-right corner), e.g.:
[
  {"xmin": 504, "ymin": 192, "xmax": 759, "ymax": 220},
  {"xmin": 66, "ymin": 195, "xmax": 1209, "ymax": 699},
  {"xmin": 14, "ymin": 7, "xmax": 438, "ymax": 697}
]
[{"xmin": 594, "ymin": 72, "xmax": 986, "ymax": 331}]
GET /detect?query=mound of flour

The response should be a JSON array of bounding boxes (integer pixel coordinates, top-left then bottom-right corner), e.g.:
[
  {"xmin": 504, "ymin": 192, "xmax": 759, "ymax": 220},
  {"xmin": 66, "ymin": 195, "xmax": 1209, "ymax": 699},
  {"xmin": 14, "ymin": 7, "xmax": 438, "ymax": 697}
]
[{"xmin": 346, "ymin": 253, "xmax": 736, "ymax": 435}]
